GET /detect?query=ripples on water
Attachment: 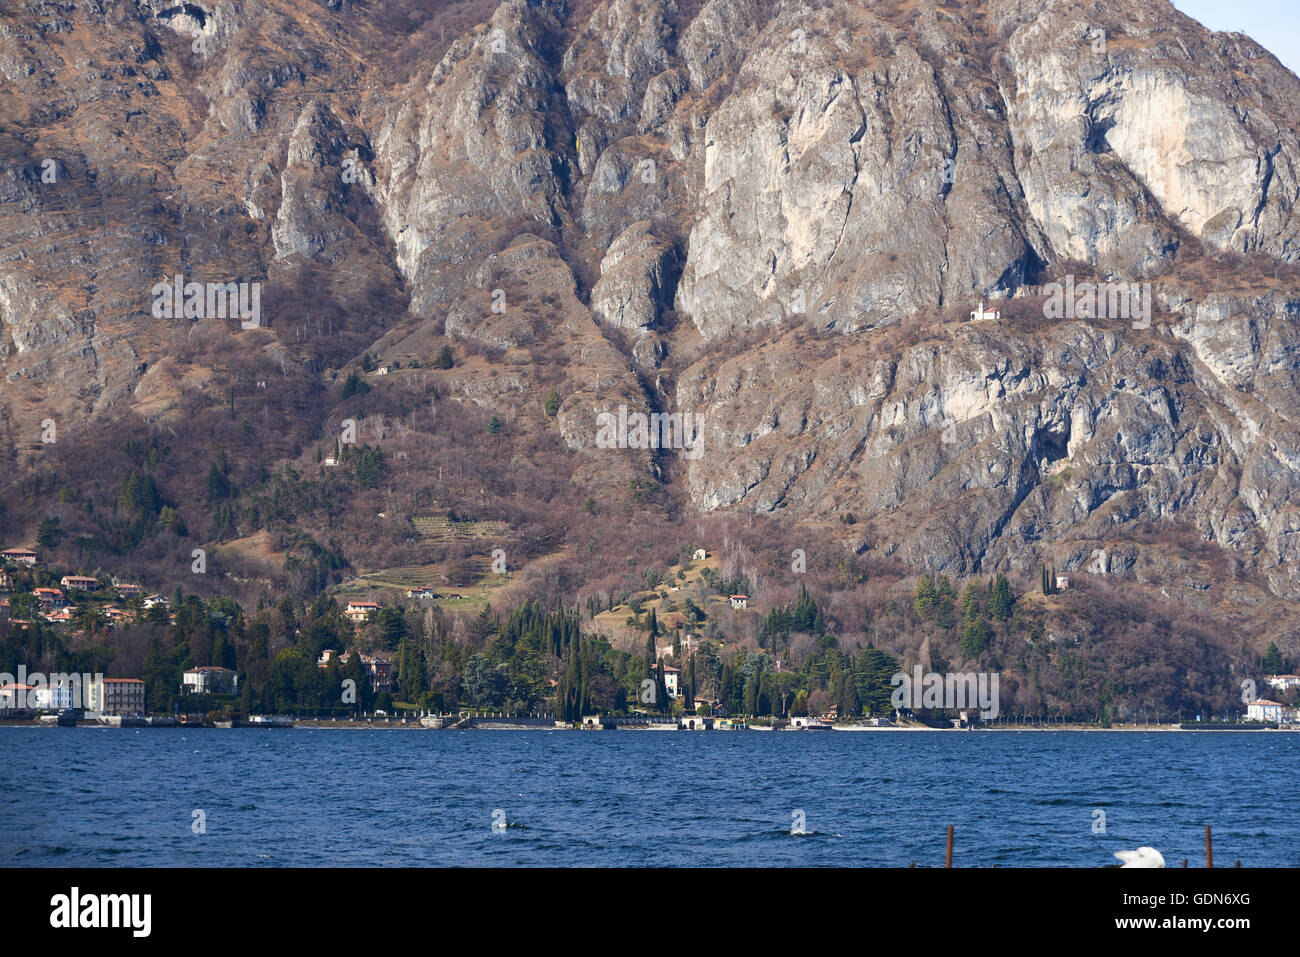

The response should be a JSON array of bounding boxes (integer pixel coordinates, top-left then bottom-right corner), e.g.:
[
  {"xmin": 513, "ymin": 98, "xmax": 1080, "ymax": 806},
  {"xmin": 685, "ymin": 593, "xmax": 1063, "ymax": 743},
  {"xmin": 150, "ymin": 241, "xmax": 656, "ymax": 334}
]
[{"xmin": 1, "ymin": 728, "xmax": 1294, "ymax": 867}]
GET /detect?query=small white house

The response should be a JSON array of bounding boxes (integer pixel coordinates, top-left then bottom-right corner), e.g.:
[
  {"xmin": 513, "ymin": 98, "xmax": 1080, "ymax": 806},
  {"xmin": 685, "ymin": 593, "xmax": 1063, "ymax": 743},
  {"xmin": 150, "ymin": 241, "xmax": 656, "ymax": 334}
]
[
  {"xmin": 662, "ymin": 666, "xmax": 680, "ymax": 699},
  {"xmin": 1247, "ymin": 699, "xmax": 1284, "ymax": 722},
  {"xmin": 323, "ymin": 457, "xmax": 338, "ymax": 467},
  {"xmin": 1267, "ymin": 674, "xmax": 1300, "ymax": 692},
  {"xmin": 1057, "ymin": 576, "xmax": 1070, "ymax": 590},
  {"xmin": 692, "ymin": 549, "xmax": 707, "ymax": 561},
  {"xmin": 729, "ymin": 594, "xmax": 748, "ymax": 609},
  {"xmin": 970, "ymin": 300, "xmax": 1000, "ymax": 321}
]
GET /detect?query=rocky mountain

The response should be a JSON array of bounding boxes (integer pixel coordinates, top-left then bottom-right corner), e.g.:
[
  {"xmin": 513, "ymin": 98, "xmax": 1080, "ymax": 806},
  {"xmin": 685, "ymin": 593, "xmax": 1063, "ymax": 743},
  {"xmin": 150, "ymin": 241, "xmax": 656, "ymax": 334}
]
[{"xmin": 3, "ymin": 0, "xmax": 1300, "ymax": 654}]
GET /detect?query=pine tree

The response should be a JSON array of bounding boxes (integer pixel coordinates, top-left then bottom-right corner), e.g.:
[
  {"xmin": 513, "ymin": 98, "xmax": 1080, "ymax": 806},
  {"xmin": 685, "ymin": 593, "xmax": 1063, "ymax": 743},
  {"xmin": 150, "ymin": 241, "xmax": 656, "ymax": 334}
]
[
  {"xmin": 655, "ymin": 660, "xmax": 669, "ymax": 715},
  {"xmin": 960, "ymin": 617, "xmax": 992, "ymax": 658},
  {"xmin": 206, "ymin": 463, "xmax": 231, "ymax": 501},
  {"xmin": 341, "ymin": 371, "xmax": 370, "ymax": 398},
  {"xmin": 840, "ymin": 672, "xmax": 860, "ymax": 717},
  {"xmin": 913, "ymin": 576, "xmax": 938, "ymax": 617},
  {"xmin": 989, "ymin": 574, "xmax": 1014, "ymax": 620},
  {"xmin": 35, "ymin": 515, "xmax": 61, "ymax": 548}
]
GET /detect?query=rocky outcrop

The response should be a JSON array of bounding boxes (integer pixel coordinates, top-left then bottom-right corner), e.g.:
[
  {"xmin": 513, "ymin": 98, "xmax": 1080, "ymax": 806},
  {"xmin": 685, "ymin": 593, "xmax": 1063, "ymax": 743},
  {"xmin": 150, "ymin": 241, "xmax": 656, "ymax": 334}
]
[
  {"xmin": 590, "ymin": 222, "xmax": 676, "ymax": 332},
  {"xmin": 371, "ymin": 0, "xmax": 573, "ymax": 316},
  {"xmin": 272, "ymin": 100, "xmax": 355, "ymax": 263},
  {"xmin": 677, "ymin": 292, "xmax": 1300, "ymax": 594},
  {"xmin": 1001, "ymin": 0, "xmax": 1300, "ymax": 274}
]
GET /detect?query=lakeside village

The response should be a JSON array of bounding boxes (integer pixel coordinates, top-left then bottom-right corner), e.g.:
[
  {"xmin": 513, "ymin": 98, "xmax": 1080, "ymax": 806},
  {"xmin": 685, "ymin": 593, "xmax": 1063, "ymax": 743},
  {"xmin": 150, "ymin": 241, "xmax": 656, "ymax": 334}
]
[{"xmin": 2, "ymin": 544, "xmax": 1299, "ymax": 732}]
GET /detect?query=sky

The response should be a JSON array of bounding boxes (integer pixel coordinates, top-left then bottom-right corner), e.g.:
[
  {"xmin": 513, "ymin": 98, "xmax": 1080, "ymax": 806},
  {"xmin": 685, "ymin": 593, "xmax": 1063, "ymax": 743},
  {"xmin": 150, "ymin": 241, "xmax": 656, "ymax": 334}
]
[{"xmin": 1172, "ymin": 0, "xmax": 1300, "ymax": 75}]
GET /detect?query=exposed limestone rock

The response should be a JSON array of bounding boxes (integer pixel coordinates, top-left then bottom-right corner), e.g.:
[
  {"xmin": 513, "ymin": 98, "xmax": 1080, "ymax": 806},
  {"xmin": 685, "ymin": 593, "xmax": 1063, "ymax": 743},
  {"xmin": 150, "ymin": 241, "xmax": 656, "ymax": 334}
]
[
  {"xmin": 272, "ymin": 100, "xmax": 353, "ymax": 262},
  {"xmin": 590, "ymin": 222, "xmax": 676, "ymax": 332}
]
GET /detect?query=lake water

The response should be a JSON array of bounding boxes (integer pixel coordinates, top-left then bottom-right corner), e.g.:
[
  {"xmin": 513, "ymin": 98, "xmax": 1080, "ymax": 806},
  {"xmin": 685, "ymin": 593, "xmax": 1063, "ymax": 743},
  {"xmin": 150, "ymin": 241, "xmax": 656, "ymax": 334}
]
[{"xmin": 2, "ymin": 728, "xmax": 1295, "ymax": 867}]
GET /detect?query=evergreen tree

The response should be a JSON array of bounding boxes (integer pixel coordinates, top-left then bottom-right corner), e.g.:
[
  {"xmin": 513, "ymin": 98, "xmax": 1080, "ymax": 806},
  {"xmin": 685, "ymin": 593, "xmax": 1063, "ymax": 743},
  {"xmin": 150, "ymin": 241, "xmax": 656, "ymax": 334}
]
[
  {"xmin": 342, "ymin": 652, "xmax": 369, "ymax": 712},
  {"xmin": 853, "ymin": 647, "xmax": 900, "ymax": 715},
  {"xmin": 960, "ymin": 617, "xmax": 992, "ymax": 658},
  {"xmin": 562, "ymin": 643, "xmax": 581, "ymax": 721},
  {"xmin": 35, "ymin": 515, "xmax": 61, "ymax": 548},
  {"xmin": 988, "ymin": 574, "xmax": 1014, "ymax": 621},
  {"xmin": 544, "ymin": 387, "xmax": 560, "ymax": 416},
  {"xmin": 913, "ymin": 576, "xmax": 938, "ymax": 617},
  {"xmin": 839, "ymin": 671, "xmax": 860, "ymax": 717},
  {"xmin": 206, "ymin": 463, "xmax": 231, "ymax": 501},
  {"xmin": 341, "ymin": 371, "xmax": 370, "ymax": 398},
  {"xmin": 792, "ymin": 688, "xmax": 809, "ymax": 717},
  {"xmin": 684, "ymin": 654, "xmax": 695, "ymax": 710},
  {"xmin": 434, "ymin": 344, "xmax": 454, "ymax": 369}
]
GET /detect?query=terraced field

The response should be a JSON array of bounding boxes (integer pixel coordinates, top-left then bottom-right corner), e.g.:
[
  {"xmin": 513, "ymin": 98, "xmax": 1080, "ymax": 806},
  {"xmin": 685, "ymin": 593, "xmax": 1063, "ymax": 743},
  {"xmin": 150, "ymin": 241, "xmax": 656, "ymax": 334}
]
[{"xmin": 411, "ymin": 515, "xmax": 510, "ymax": 544}]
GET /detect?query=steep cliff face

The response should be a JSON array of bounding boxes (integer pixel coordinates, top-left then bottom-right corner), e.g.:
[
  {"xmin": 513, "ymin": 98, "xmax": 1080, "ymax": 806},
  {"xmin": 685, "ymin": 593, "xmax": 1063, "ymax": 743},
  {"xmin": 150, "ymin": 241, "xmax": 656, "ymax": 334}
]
[
  {"xmin": 371, "ymin": 0, "xmax": 575, "ymax": 316},
  {"xmin": 3, "ymin": 0, "xmax": 1300, "ymax": 625},
  {"xmin": 676, "ymin": 286, "xmax": 1300, "ymax": 597},
  {"xmin": 1002, "ymin": 1, "xmax": 1300, "ymax": 273}
]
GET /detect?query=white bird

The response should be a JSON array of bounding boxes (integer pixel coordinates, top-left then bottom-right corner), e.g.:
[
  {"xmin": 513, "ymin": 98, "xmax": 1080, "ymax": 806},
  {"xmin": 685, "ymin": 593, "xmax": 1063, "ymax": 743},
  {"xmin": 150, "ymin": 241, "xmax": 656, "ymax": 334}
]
[{"xmin": 1114, "ymin": 847, "xmax": 1165, "ymax": 868}]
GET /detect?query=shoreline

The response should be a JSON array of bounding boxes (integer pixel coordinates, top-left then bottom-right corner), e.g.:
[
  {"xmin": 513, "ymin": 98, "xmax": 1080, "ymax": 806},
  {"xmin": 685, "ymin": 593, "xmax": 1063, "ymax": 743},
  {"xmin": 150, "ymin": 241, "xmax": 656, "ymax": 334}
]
[{"xmin": 3, "ymin": 719, "xmax": 1292, "ymax": 733}]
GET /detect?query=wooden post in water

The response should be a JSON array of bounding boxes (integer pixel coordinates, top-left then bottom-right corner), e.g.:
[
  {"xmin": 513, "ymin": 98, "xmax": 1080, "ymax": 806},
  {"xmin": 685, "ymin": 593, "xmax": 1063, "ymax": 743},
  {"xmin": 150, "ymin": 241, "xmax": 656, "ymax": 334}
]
[
  {"xmin": 945, "ymin": 826, "xmax": 954, "ymax": 868},
  {"xmin": 1205, "ymin": 825, "xmax": 1213, "ymax": 868},
  {"xmin": 1182, "ymin": 858, "xmax": 1188, "ymax": 868}
]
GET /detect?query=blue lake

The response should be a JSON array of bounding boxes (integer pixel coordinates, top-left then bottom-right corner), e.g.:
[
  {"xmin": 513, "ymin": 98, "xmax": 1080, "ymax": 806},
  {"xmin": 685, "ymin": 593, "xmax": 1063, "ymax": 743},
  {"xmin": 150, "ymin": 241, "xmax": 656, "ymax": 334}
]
[{"xmin": 1, "ymin": 728, "xmax": 1294, "ymax": 867}]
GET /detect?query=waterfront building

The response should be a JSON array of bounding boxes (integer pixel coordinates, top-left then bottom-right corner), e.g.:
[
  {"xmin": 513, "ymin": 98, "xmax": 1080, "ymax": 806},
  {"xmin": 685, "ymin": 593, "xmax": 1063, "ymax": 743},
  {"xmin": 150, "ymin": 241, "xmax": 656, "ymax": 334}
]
[
  {"xmin": 88, "ymin": 678, "xmax": 146, "ymax": 715},
  {"xmin": 182, "ymin": 666, "xmax": 239, "ymax": 695}
]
